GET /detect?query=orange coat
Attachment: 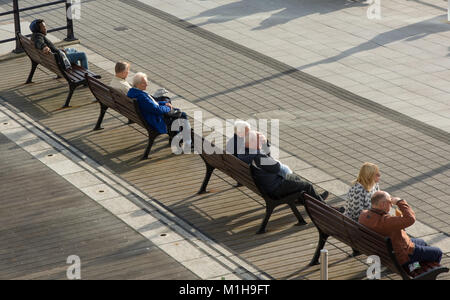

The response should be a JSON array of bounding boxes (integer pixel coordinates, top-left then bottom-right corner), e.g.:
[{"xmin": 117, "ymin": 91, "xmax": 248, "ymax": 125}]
[{"xmin": 359, "ymin": 200, "xmax": 416, "ymax": 265}]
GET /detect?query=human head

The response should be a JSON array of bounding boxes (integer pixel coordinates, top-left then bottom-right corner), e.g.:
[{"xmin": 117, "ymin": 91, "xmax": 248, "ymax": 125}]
[
  {"xmin": 132, "ymin": 72, "xmax": 148, "ymax": 91},
  {"xmin": 30, "ymin": 19, "xmax": 46, "ymax": 35},
  {"xmin": 115, "ymin": 62, "xmax": 130, "ymax": 79},
  {"xmin": 234, "ymin": 120, "xmax": 251, "ymax": 138},
  {"xmin": 246, "ymin": 130, "xmax": 263, "ymax": 150},
  {"xmin": 355, "ymin": 162, "xmax": 380, "ymax": 191},
  {"xmin": 371, "ymin": 191, "xmax": 392, "ymax": 213}
]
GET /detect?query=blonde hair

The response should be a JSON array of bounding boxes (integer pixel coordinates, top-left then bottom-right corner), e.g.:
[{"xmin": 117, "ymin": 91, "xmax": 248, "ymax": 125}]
[{"xmin": 353, "ymin": 162, "xmax": 379, "ymax": 191}]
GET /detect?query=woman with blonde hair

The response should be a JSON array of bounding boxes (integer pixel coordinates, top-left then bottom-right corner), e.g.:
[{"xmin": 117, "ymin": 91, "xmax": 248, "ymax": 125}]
[{"xmin": 344, "ymin": 162, "xmax": 381, "ymax": 222}]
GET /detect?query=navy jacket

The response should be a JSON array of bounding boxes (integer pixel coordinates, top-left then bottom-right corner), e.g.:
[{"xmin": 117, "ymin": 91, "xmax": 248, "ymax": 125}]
[
  {"xmin": 249, "ymin": 154, "xmax": 283, "ymax": 195},
  {"xmin": 127, "ymin": 88, "xmax": 170, "ymax": 134}
]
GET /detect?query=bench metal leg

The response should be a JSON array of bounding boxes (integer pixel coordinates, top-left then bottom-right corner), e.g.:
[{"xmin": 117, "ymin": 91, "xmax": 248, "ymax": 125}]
[
  {"xmin": 198, "ymin": 165, "xmax": 214, "ymax": 194},
  {"xmin": 26, "ymin": 62, "xmax": 38, "ymax": 84},
  {"xmin": 93, "ymin": 104, "xmax": 108, "ymax": 131},
  {"xmin": 63, "ymin": 85, "xmax": 76, "ymax": 108},
  {"xmin": 257, "ymin": 204, "xmax": 275, "ymax": 234},
  {"xmin": 288, "ymin": 202, "xmax": 307, "ymax": 226},
  {"xmin": 310, "ymin": 232, "xmax": 329, "ymax": 266},
  {"xmin": 141, "ymin": 132, "xmax": 159, "ymax": 160}
]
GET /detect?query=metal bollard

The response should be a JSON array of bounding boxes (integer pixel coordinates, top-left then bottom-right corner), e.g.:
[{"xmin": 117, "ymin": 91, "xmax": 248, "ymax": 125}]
[
  {"xmin": 13, "ymin": 0, "xmax": 23, "ymax": 53},
  {"xmin": 320, "ymin": 249, "xmax": 329, "ymax": 280},
  {"xmin": 65, "ymin": 0, "xmax": 76, "ymax": 41}
]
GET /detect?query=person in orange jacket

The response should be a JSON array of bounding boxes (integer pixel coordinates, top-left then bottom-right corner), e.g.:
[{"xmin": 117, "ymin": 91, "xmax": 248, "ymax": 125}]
[{"xmin": 359, "ymin": 191, "xmax": 442, "ymax": 269}]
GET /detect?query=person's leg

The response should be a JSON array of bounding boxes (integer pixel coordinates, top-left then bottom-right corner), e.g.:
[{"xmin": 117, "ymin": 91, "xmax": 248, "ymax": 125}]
[
  {"xmin": 273, "ymin": 174, "xmax": 324, "ymax": 202},
  {"xmin": 410, "ymin": 238, "xmax": 428, "ymax": 247},
  {"xmin": 408, "ymin": 242, "xmax": 443, "ymax": 264},
  {"xmin": 278, "ymin": 163, "xmax": 292, "ymax": 178},
  {"xmin": 66, "ymin": 52, "xmax": 89, "ymax": 69}
]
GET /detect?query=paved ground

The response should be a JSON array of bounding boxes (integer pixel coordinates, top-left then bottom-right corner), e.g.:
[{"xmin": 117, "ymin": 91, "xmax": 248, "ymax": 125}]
[
  {"xmin": 0, "ymin": 131, "xmax": 199, "ymax": 280},
  {"xmin": 138, "ymin": 0, "xmax": 450, "ymax": 133},
  {"xmin": 17, "ymin": 0, "xmax": 449, "ymax": 234},
  {"xmin": 0, "ymin": 0, "xmax": 449, "ymax": 280}
]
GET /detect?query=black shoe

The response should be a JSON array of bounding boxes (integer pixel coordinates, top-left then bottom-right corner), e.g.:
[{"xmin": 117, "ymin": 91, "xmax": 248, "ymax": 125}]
[
  {"xmin": 93, "ymin": 74, "xmax": 102, "ymax": 79},
  {"xmin": 319, "ymin": 191, "xmax": 329, "ymax": 201},
  {"xmin": 332, "ymin": 206, "xmax": 345, "ymax": 213}
]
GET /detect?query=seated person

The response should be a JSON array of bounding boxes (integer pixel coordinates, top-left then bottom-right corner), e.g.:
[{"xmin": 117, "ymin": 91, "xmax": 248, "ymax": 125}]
[
  {"xmin": 242, "ymin": 131, "xmax": 328, "ymax": 203},
  {"xmin": 226, "ymin": 122, "xmax": 291, "ymax": 178},
  {"xmin": 110, "ymin": 62, "xmax": 132, "ymax": 94},
  {"xmin": 127, "ymin": 72, "xmax": 191, "ymax": 150},
  {"xmin": 111, "ymin": 62, "xmax": 171, "ymax": 103},
  {"xmin": 30, "ymin": 19, "xmax": 91, "ymax": 70},
  {"xmin": 359, "ymin": 191, "xmax": 442, "ymax": 272},
  {"xmin": 226, "ymin": 120, "xmax": 270, "ymax": 156}
]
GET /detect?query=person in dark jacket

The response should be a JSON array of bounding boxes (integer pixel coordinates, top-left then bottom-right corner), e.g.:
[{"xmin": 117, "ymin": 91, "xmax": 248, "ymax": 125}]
[
  {"xmin": 30, "ymin": 19, "xmax": 90, "ymax": 70},
  {"xmin": 241, "ymin": 131, "xmax": 328, "ymax": 203}
]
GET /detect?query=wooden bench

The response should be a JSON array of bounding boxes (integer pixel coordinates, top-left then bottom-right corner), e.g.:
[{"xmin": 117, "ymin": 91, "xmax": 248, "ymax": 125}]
[
  {"xmin": 194, "ymin": 133, "xmax": 307, "ymax": 234},
  {"xmin": 17, "ymin": 33, "xmax": 100, "ymax": 108},
  {"xmin": 86, "ymin": 75, "xmax": 164, "ymax": 160},
  {"xmin": 303, "ymin": 193, "xmax": 449, "ymax": 280}
]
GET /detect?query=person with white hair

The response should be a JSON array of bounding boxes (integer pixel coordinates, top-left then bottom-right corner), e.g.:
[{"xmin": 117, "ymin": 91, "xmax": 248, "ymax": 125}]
[
  {"xmin": 127, "ymin": 72, "xmax": 191, "ymax": 149},
  {"xmin": 226, "ymin": 121, "xmax": 270, "ymax": 156}
]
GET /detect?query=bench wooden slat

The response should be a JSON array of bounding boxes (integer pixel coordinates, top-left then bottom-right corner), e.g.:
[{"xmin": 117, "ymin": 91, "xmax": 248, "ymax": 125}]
[{"xmin": 304, "ymin": 194, "xmax": 448, "ymax": 280}]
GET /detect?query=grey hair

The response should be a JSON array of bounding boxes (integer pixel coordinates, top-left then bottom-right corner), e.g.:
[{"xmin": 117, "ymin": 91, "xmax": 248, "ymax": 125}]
[
  {"xmin": 234, "ymin": 120, "xmax": 251, "ymax": 137},
  {"xmin": 132, "ymin": 72, "xmax": 147, "ymax": 87}
]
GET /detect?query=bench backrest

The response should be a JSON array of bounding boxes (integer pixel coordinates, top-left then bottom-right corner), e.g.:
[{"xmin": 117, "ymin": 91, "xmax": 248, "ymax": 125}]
[
  {"xmin": 86, "ymin": 75, "xmax": 115, "ymax": 108},
  {"xmin": 86, "ymin": 75, "xmax": 150, "ymax": 131},
  {"xmin": 194, "ymin": 133, "xmax": 262, "ymax": 196},
  {"xmin": 304, "ymin": 194, "xmax": 404, "ymax": 277},
  {"xmin": 110, "ymin": 88, "xmax": 148, "ymax": 129},
  {"xmin": 17, "ymin": 33, "xmax": 64, "ymax": 78}
]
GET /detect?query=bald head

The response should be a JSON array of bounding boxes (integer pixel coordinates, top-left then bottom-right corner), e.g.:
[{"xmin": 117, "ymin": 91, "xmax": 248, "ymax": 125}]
[{"xmin": 371, "ymin": 191, "xmax": 392, "ymax": 212}]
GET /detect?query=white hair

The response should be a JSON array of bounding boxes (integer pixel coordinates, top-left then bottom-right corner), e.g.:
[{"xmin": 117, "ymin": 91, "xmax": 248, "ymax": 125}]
[
  {"xmin": 234, "ymin": 120, "xmax": 251, "ymax": 137},
  {"xmin": 132, "ymin": 72, "xmax": 148, "ymax": 87}
]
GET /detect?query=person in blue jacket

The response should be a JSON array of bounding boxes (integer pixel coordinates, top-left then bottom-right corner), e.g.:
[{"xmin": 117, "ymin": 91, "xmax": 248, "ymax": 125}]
[{"xmin": 127, "ymin": 72, "xmax": 191, "ymax": 152}]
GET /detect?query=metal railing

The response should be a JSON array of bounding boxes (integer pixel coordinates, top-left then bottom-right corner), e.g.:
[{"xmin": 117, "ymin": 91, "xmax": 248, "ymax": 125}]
[{"xmin": 0, "ymin": 0, "xmax": 77, "ymax": 53}]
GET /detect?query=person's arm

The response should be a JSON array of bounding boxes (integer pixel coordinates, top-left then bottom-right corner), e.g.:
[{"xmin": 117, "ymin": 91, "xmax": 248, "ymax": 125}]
[
  {"xmin": 254, "ymin": 154, "xmax": 280, "ymax": 174},
  {"xmin": 33, "ymin": 34, "xmax": 47, "ymax": 51},
  {"xmin": 383, "ymin": 199, "xmax": 416, "ymax": 231},
  {"xmin": 139, "ymin": 94, "xmax": 171, "ymax": 115}
]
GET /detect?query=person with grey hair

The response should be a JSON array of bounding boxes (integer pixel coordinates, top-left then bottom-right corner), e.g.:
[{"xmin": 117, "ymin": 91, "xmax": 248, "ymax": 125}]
[
  {"xmin": 359, "ymin": 191, "xmax": 442, "ymax": 272},
  {"xmin": 127, "ymin": 73, "xmax": 191, "ymax": 150}
]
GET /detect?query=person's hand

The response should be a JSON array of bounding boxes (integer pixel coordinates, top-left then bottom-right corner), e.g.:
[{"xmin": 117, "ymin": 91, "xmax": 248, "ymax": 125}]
[
  {"xmin": 391, "ymin": 197, "xmax": 402, "ymax": 206},
  {"xmin": 43, "ymin": 46, "xmax": 51, "ymax": 54}
]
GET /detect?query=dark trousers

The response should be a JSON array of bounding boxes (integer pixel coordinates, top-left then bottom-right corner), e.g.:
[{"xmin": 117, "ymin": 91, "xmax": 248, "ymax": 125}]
[
  {"xmin": 271, "ymin": 173, "xmax": 322, "ymax": 202},
  {"xmin": 404, "ymin": 238, "xmax": 442, "ymax": 266},
  {"xmin": 163, "ymin": 110, "xmax": 188, "ymax": 138}
]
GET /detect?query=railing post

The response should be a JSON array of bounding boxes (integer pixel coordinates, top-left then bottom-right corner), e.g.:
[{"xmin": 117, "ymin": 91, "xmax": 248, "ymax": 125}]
[
  {"xmin": 65, "ymin": 0, "xmax": 77, "ymax": 41},
  {"xmin": 320, "ymin": 249, "xmax": 328, "ymax": 280},
  {"xmin": 12, "ymin": 0, "xmax": 23, "ymax": 53}
]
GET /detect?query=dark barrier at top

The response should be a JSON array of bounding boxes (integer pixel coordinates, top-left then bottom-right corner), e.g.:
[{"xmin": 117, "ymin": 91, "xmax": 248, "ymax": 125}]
[{"xmin": 0, "ymin": 0, "xmax": 78, "ymax": 53}]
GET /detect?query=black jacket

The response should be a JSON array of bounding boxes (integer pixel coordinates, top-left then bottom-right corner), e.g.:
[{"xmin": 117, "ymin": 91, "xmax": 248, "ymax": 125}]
[
  {"xmin": 250, "ymin": 154, "xmax": 283, "ymax": 195},
  {"xmin": 31, "ymin": 32, "xmax": 58, "ymax": 53}
]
